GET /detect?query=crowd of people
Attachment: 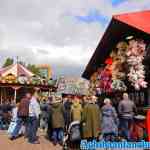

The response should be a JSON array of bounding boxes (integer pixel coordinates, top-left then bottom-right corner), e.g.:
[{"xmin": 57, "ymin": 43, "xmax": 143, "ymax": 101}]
[{"xmin": 0, "ymin": 91, "xmax": 141, "ymax": 148}]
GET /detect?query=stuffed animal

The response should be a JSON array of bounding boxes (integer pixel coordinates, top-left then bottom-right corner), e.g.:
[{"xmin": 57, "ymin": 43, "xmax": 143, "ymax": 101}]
[
  {"xmin": 110, "ymin": 41, "xmax": 127, "ymax": 91},
  {"xmin": 126, "ymin": 39, "xmax": 147, "ymax": 90},
  {"xmin": 111, "ymin": 80, "xmax": 127, "ymax": 91}
]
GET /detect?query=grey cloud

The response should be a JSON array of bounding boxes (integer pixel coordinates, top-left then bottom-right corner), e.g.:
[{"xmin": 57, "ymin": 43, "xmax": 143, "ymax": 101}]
[{"xmin": 0, "ymin": 0, "xmax": 149, "ymax": 77}]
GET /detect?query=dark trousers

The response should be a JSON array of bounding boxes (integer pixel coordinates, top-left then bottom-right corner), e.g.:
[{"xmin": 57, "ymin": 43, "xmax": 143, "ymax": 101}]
[
  {"xmin": 28, "ymin": 116, "xmax": 38, "ymax": 143},
  {"xmin": 103, "ymin": 133, "xmax": 116, "ymax": 141},
  {"xmin": 119, "ymin": 118, "xmax": 133, "ymax": 141}
]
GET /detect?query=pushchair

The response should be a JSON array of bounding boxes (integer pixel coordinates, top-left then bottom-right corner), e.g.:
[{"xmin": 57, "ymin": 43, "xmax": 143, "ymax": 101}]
[{"xmin": 63, "ymin": 121, "xmax": 81, "ymax": 150}]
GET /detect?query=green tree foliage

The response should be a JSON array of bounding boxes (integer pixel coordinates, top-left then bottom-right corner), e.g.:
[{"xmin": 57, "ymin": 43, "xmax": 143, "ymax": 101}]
[
  {"xmin": 3, "ymin": 58, "xmax": 14, "ymax": 67},
  {"xmin": 27, "ymin": 64, "xmax": 40, "ymax": 76}
]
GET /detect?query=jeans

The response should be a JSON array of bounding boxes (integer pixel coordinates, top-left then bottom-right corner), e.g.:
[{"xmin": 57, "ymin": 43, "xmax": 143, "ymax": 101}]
[
  {"xmin": 28, "ymin": 116, "xmax": 38, "ymax": 143},
  {"xmin": 11, "ymin": 118, "xmax": 23, "ymax": 137},
  {"xmin": 52, "ymin": 128, "xmax": 64, "ymax": 143},
  {"xmin": 0, "ymin": 116, "xmax": 3, "ymax": 129},
  {"xmin": 119, "ymin": 118, "xmax": 133, "ymax": 141}
]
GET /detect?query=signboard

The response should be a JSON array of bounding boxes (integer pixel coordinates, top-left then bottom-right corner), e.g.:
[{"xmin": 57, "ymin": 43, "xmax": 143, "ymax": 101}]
[
  {"xmin": 39, "ymin": 68, "xmax": 49, "ymax": 78},
  {"xmin": 57, "ymin": 77, "xmax": 89, "ymax": 95}
]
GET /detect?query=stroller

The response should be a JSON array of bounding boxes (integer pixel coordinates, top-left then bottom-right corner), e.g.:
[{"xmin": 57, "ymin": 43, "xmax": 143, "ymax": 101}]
[{"xmin": 63, "ymin": 121, "xmax": 81, "ymax": 150}]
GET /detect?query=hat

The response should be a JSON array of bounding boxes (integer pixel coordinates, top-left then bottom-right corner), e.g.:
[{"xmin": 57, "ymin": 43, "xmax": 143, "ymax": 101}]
[{"xmin": 104, "ymin": 98, "xmax": 111, "ymax": 104}]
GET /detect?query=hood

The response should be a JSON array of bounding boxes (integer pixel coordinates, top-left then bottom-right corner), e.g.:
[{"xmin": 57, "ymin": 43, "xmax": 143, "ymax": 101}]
[{"xmin": 52, "ymin": 102, "xmax": 61, "ymax": 108}]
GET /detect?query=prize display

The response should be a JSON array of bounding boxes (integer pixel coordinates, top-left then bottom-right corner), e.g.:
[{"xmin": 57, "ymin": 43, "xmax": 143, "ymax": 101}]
[{"xmin": 89, "ymin": 38, "xmax": 148, "ymax": 95}]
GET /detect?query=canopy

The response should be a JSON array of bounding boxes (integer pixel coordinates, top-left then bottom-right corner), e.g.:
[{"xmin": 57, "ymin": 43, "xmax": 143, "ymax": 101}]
[
  {"xmin": 0, "ymin": 64, "xmax": 34, "ymax": 77},
  {"xmin": 82, "ymin": 10, "xmax": 150, "ymax": 79}
]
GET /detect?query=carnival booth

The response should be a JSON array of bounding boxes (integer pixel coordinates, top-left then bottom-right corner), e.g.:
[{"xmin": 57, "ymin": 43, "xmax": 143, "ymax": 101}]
[
  {"xmin": 0, "ymin": 63, "xmax": 56, "ymax": 103},
  {"xmin": 82, "ymin": 10, "xmax": 150, "ymax": 141}
]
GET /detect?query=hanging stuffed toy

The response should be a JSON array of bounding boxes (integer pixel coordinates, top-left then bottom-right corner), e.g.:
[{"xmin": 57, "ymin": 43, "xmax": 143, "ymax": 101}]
[
  {"xmin": 126, "ymin": 39, "xmax": 147, "ymax": 90},
  {"xmin": 100, "ymin": 67, "xmax": 112, "ymax": 93},
  {"xmin": 110, "ymin": 41, "xmax": 127, "ymax": 91}
]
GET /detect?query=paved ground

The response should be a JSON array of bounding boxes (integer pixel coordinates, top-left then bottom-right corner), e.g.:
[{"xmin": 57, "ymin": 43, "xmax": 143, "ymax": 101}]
[
  {"xmin": 0, "ymin": 130, "xmax": 145, "ymax": 150},
  {"xmin": 0, "ymin": 130, "xmax": 62, "ymax": 150}
]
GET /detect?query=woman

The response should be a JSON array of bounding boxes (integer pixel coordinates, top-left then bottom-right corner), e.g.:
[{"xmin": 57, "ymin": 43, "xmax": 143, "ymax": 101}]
[
  {"xmin": 102, "ymin": 98, "xmax": 118, "ymax": 141},
  {"xmin": 82, "ymin": 95, "xmax": 101, "ymax": 140},
  {"xmin": 8, "ymin": 103, "xmax": 23, "ymax": 140},
  {"xmin": 71, "ymin": 96, "xmax": 82, "ymax": 122}
]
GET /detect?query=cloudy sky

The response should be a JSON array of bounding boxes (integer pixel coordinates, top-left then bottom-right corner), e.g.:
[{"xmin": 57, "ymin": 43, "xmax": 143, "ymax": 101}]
[{"xmin": 0, "ymin": 0, "xmax": 150, "ymax": 77}]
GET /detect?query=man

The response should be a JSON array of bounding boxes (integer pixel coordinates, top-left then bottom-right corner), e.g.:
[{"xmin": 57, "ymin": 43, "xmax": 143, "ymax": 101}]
[
  {"xmin": 82, "ymin": 96, "xmax": 88, "ymax": 108},
  {"xmin": 10, "ymin": 92, "xmax": 31, "ymax": 140},
  {"xmin": 40, "ymin": 99, "xmax": 49, "ymax": 131},
  {"xmin": 51, "ymin": 95, "xmax": 65, "ymax": 145},
  {"xmin": 63, "ymin": 95, "xmax": 72, "ymax": 130},
  {"xmin": 28, "ymin": 92, "xmax": 41, "ymax": 144},
  {"xmin": 46, "ymin": 96, "xmax": 53, "ymax": 140},
  {"xmin": 118, "ymin": 93, "xmax": 136, "ymax": 141},
  {"xmin": 81, "ymin": 95, "xmax": 101, "ymax": 140}
]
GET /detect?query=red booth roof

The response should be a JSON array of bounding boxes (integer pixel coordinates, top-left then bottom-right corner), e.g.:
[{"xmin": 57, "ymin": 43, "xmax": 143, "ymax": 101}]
[
  {"xmin": 82, "ymin": 10, "xmax": 150, "ymax": 79},
  {"xmin": 114, "ymin": 10, "xmax": 150, "ymax": 34}
]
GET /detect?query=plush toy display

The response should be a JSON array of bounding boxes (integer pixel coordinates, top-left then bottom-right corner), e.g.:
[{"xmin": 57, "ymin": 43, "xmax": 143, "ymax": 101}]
[
  {"xmin": 126, "ymin": 39, "xmax": 147, "ymax": 90},
  {"xmin": 89, "ymin": 38, "xmax": 147, "ymax": 95},
  {"xmin": 110, "ymin": 41, "xmax": 127, "ymax": 91},
  {"xmin": 100, "ymin": 68, "xmax": 112, "ymax": 93}
]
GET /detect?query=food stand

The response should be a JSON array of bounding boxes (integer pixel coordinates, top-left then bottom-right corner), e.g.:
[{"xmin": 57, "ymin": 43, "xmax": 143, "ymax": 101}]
[{"xmin": 82, "ymin": 10, "xmax": 150, "ymax": 141}]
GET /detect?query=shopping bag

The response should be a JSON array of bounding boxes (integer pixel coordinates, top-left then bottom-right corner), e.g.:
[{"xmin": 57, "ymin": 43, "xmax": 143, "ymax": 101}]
[{"xmin": 7, "ymin": 121, "xmax": 17, "ymax": 134}]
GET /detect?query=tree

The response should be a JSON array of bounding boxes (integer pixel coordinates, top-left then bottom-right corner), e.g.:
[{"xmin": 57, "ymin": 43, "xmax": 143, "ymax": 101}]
[
  {"xmin": 3, "ymin": 58, "xmax": 14, "ymax": 67},
  {"xmin": 18, "ymin": 61, "xmax": 26, "ymax": 66},
  {"xmin": 27, "ymin": 64, "xmax": 40, "ymax": 76}
]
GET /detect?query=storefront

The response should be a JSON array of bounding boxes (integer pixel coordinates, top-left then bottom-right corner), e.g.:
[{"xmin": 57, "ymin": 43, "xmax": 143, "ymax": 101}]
[
  {"xmin": 82, "ymin": 10, "xmax": 150, "ymax": 107},
  {"xmin": 82, "ymin": 10, "xmax": 150, "ymax": 140}
]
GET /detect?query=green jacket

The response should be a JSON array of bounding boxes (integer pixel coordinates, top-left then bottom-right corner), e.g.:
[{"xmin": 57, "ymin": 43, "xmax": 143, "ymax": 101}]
[
  {"xmin": 81, "ymin": 103, "xmax": 101, "ymax": 139},
  {"xmin": 71, "ymin": 102, "xmax": 82, "ymax": 122},
  {"xmin": 51, "ymin": 103, "xmax": 65, "ymax": 129}
]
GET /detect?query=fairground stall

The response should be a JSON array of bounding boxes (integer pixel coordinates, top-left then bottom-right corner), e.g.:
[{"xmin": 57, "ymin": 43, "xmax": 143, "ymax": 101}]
[
  {"xmin": 0, "ymin": 63, "xmax": 56, "ymax": 103},
  {"xmin": 82, "ymin": 10, "xmax": 150, "ymax": 141}
]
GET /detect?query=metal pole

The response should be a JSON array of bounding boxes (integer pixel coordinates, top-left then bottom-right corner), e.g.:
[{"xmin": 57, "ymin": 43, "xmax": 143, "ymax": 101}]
[
  {"xmin": 14, "ymin": 89, "xmax": 17, "ymax": 104},
  {"xmin": 0, "ymin": 87, "xmax": 2, "ymax": 104}
]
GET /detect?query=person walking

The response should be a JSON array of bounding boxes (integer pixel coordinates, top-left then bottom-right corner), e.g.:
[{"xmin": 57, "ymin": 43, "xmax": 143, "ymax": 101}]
[
  {"xmin": 46, "ymin": 96, "xmax": 53, "ymax": 140},
  {"xmin": 10, "ymin": 92, "xmax": 31, "ymax": 140},
  {"xmin": 102, "ymin": 98, "xmax": 118, "ymax": 141},
  {"xmin": 28, "ymin": 93, "xmax": 41, "ymax": 144},
  {"xmin": 81, "ymin": 95, "xmax": 101, "ymax": 140},
  {"xmin": 40, "ymin": 99, "xmax": 49, "ymax": 131},
  {"xmin": 51, "ymin": 95, "xmax": 65, "ymax": 145},
  {"xmin": 118, "ymin": 93, "xmax": 137, "ymax": 141}
]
